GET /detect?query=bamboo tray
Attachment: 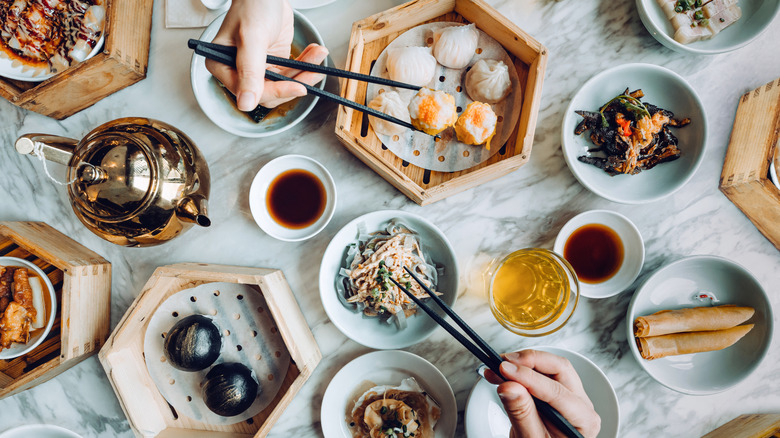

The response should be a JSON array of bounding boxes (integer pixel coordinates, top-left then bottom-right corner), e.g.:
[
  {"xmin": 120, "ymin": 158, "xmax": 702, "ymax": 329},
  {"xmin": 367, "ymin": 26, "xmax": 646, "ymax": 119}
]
[
  {"xmin": 0, "ymin": 221, "xmax": 111, "ymax": 399},
  {"xmin": 703, "ymin": 414, "xmax": 780, "ymax": 438},
  {"xmin": 335, "ymin": 0, "xmax": 548, "ymax": 205},
  {"xmin": 0, "ymin": 0, "xmax": 153, "ymax": 119},
  {"xmin": 719, "ymin": 77, "xmax": 780, "ymax": 250},
  {"xmin": 99, "ymin": 263, "xmax": 321, "ymax": 438}
]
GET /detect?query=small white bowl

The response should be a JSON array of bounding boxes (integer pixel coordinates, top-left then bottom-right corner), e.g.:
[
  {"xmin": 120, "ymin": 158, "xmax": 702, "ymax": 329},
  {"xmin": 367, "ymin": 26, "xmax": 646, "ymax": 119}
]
[
  {"xmin": 0, "ymin": 425, "xmax": 82, "ymax": 438},
  {"xmin": 626, "ymin": 255, "xmax": 772, "ymax": 395},
  {"xmin": 636, "ymin": 0, "xmax": 780, "ymax": 55},
  {"xmin": 554, "ymin": 210, "xmax": 644, "ymax": 299},
  {"xmin": 562, "ymin": 64, "xmax": 707, "ymax": 204},
  {"xmin": 248, "ymin": 155, "xmax": 336, "ymax": 241},
  {"xmin": 200, "ymin": 0, "xmax": 230, "ymax": 10},
  {"xmin": 0, "ymin": 257, "xmax": 57, "ymax": 360}
]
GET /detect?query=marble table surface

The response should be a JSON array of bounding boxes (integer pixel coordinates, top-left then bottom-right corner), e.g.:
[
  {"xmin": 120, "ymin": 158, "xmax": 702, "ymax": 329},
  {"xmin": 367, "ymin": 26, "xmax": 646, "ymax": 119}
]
[{"xmin": 0, "ymin": 0, "xmax": 778, "ymax": 437}]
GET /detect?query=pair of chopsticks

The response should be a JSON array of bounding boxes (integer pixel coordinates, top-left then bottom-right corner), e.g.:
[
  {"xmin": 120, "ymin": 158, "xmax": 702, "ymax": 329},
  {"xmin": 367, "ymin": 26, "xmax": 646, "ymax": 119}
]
[
  {"xmin": 391, "ymin": 266, "xmax": 584, "ymax": 438},
  {"xmin": 187, "ymin": 39, "xmax": 435, "ymax": 137}
]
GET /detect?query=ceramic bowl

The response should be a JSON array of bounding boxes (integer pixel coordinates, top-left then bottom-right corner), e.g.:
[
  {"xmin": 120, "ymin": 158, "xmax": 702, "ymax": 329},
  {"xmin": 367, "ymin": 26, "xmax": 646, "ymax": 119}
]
[
  {"xmin": 319, "ymin": 210, "xmax": 459, "ymax": 349},
  {"xmin": 0, "ymin": 257, "xmax": 57, "ymax": 360},
  {"xmin": 248, "ymin": 154, "xmax": 336, "ymax": 241},
  {"xmin": 554, "ymin": 210, "xmax": 645, "ymax": 299},
  {"xmin": 191, "ymin": 10, "xmax": 325, "ymax": 137},
  {"xmin": 562, "ymin": 63, "xmax": 707, "ymax": 204},
  {"xmin": 0, "ymin": 425, "xmax": 82, "ymax": 438},
  {"xmin": 626, "ymin": 255, "xmax": 772, "ymax": 395},
  {"xmin": 770, "ymin": 146, "xmax": 780, "ymax": 190},
  {"xmin": 636, "ymin": 0, "xmax": 780, "ymax": 55}
]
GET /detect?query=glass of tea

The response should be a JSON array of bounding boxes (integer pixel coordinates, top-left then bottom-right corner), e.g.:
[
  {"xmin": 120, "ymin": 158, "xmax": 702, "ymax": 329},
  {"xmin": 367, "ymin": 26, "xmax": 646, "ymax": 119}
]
[{"xmin": 488, "ymin": 248, "xmax": 579, "ymax": 337}]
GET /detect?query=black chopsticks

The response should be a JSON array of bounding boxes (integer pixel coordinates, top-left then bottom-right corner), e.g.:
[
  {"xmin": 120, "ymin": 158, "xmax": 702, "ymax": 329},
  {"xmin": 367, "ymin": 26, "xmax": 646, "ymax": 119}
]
[
  {"xmin": 392, "ymin": 266, "xmax": 584, "ymax": 438},
  {"xmin": 187, "ymin": 39, "xmax": 435, "ymax": 137}
]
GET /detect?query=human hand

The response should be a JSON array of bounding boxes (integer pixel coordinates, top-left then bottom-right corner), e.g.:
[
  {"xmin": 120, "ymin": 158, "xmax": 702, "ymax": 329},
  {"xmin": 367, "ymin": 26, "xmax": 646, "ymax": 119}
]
[
  {"xmin": 206, "ymin": 0, "xmax": 329, "ymax": 110},
  {"xmin": 484, "ymin": 350, "xmax": 601, "ymax": 438}
]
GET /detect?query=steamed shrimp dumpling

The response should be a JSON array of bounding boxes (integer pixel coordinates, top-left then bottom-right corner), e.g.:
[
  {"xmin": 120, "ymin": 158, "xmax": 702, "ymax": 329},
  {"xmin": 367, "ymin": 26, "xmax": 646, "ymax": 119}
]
[
  {"xmin": 408, "ymin": 88, "xmax": 458, "ymax": 136},
  {"xmin": 433, "ymin": 23, "xmax": 479, "ymax": 69},
  {"xmin": 455, "ymin": 101, "xmax": 497, "ymax": 149},
  {"xmin": 386, "ymin": 46, "xmax": 436, "ymax": 87},
  {"xmin": 465, "ymin": 59, "xmax": 513, "ymax": 104},
  {"xmin": 367, "ymin": 91, "xmax": 411, "ymax": 136}
]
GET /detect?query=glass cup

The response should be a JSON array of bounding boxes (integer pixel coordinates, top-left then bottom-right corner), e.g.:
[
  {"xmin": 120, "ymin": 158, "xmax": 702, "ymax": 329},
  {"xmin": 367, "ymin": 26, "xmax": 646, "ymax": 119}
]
[{"xmin": 487, "ymin": 248, "xmax": 579, "ymax": 336}]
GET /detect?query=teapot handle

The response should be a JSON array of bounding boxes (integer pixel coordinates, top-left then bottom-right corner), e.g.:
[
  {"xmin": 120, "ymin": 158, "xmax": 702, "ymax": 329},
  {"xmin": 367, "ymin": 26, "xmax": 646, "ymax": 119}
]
[{"xmin": 15, "ymin": 134, "xmax": 77, "ymax": 166}]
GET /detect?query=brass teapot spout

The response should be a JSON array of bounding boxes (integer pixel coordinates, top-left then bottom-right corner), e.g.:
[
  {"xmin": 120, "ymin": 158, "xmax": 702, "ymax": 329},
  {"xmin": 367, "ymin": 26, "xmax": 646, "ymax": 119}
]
[{"xmin": 177, "ymin": 194, "xmax": 211, "ymax": 227}]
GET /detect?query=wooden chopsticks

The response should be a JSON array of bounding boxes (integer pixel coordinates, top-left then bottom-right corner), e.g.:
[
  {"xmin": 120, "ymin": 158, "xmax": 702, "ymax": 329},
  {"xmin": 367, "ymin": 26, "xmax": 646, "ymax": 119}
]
[
  {"xmin": 187, "ymin": 39, "xmax": 435, "ymax": 137},
  {"xmin": 392, "ymin": 266, "xmax": 584, "ymax": 438}
]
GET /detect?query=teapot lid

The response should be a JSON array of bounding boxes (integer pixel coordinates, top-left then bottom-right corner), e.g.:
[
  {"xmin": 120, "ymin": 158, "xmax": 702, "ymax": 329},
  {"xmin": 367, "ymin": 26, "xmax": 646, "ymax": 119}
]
[{"xmin": 68, "ymin": 132, "xmax": 158, "ymax": 222}]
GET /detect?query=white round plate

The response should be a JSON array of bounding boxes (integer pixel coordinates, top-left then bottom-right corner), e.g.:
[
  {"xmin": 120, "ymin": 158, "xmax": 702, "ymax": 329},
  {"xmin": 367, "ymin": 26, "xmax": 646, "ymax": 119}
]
[
  {"xmin": 0, "ymin": 257, "xmax": 57, "ymax": 360},
  {"xmin": 321, "ymin": 350, "xmax": 457, "ymax": 438},
  {"xmin": 319, "ymin": 210, "xmax": 459, "ymax": 349},
  {"xmin": 636, "ymin": 0, "xmax": 780, "ymax": 55},
  {"xmin": 249, "ymin": 154, "xmax": 336, "ymax": 241},
  {"xmin": 465, "ymin": 346, "xmax": 619, "ymax": 438},
  {"xmin": 191, "ymin": 11, "xmax": 325, "ymax": 137},
  {"xmin": 0, "ymin": 425, "xmax": 81, "ymax": 438},
  {"xmin": 770, "ymin": 143, "xmax": 780, "ymax": 190},
  {"xmin": 290, "ymin": 0, "xmax": 337, "ymax": 9},
  {"xmin": 562, "ymin": 63, "xmax": 707, "ymax": 204},
  {"xmin": 0, "ymin": 36, "xmax": 104, "ymax": 82},
  {"xmin": 626, "ymin": 255, "xmax": 773, "ymax": 395},
  {"xmin": 553, "ymin": 210, "xmax": 644, "ymax": 299}
]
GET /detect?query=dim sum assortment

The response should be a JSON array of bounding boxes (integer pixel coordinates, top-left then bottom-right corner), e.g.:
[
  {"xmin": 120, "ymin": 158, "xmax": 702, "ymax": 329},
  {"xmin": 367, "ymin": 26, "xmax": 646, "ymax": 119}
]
[{"xmin": 0, "ymin": 265, "xmax": 47, "ymax": 352}]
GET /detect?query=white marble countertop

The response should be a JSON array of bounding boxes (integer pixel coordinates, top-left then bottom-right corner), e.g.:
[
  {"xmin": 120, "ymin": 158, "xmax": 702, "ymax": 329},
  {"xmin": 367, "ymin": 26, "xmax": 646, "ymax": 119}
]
[{"xmin": 0, "ymin": 0, "xmax": 778, "ymax": 437}]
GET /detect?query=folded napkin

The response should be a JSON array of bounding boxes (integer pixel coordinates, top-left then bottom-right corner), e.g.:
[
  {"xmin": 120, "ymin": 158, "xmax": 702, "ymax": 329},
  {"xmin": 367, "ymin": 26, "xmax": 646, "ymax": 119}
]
[{"xmin": 166, "ymin": 0, "xmax": 230, "ymax": 29}]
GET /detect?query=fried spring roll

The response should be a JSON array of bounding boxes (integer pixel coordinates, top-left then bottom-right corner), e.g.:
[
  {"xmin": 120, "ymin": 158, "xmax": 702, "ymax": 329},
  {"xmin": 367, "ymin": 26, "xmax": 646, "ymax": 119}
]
[
  {"xmin": 636, "ymin": 324, "xmax": 754, "ymax": 360},
  {"xmin": 634, "ymin": 305, "xmax": 754, "ymax": 337},
  {"xmin": 0, "ymin": 301, "xmax": 31, "ymax": 349},
  {"xmin": 12, "ymin": 268, "xmax": 37, "ymax": 322}
]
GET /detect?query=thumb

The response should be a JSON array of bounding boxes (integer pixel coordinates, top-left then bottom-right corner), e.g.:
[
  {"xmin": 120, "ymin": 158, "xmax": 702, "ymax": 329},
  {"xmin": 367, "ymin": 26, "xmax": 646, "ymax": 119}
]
[
  {"xmin": 498, "ymin": 381, "xmax": 548, "ymax": 438},
  {"xmin": 235, "ymin": 30, "xmax": 267, "ymax": 111}
]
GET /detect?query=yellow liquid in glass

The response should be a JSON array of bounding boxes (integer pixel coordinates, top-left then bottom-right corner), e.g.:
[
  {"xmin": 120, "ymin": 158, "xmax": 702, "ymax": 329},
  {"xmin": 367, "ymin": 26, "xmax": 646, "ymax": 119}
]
[{"xmin": 491, "ymin": 250, "xmax": 570, "ymax": 329}]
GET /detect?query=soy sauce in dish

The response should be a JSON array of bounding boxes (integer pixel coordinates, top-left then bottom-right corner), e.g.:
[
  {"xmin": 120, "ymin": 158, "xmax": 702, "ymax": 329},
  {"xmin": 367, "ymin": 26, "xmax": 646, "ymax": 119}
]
[
  {"xmin": 266, "ymin": 169, "xmax": 326, "ymax": 229},
  {"xmin": 563, "ymin": 224, "xmax": 623, "ymax": 284}
]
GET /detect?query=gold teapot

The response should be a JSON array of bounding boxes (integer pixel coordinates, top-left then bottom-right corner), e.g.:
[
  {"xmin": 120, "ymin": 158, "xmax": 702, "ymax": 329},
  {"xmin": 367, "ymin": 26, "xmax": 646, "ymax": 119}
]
[{"xmin": 15, "ymin": 117, "xmax": 211, "ymax": 247}]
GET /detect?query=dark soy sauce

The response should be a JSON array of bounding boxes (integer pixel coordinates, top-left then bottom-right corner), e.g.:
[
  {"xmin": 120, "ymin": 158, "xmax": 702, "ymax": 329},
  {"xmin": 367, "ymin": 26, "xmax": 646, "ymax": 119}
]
[
  {"xmin": 266, "ymin": 169, "xmax": 326, "ymax": 229},
  {"xmin": 563, "ymin": 224, "xmax": 624, "ymax": 284}
]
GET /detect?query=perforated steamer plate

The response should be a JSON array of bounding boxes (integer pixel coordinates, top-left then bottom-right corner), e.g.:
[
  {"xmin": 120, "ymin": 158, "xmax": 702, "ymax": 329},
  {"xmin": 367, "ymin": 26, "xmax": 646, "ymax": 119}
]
[
  {"xmin": 366, "ymin": 22, "xmax": 523, "ymax": 172},
  {"xmin": 143, "ymin": 282, "xmax": 290, "ymax": 425}
]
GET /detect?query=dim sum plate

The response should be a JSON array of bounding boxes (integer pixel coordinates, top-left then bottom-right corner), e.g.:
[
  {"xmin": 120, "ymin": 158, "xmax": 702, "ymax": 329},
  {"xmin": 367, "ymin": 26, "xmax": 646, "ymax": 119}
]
[
  {"xmin": 0, "ymin": 425, "xmax": 82, "ymax": 438},
  {"xmin": 321, "ymin": 350, "xmax": 457, "ymax": 438},
  {"xmin": 464, "ymin": 346, "xmax": 620, "ymax": 438},
  {"xmin": 626, "ymin": 255, "xmax": 772, "ymax": 395},
  {"xmin": 0, "ymin": 37, "xmax": 104, "ymax": 82}
]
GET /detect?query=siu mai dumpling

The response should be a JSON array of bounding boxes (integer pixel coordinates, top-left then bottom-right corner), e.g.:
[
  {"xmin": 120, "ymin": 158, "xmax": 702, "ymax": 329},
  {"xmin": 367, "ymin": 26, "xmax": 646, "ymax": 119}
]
[
  {"xmin": 368, "ymin": 91, "xmax": 411, "ymax": 136},
  {"xmin": 386, "ymin": 46, "xmax": 437, "ymax": 87},
  {"xmin": 455, "ymin": 101, "xmax": 497, "ymax": 149},
  {"xmin": 464, "ymin": 59, "xmax": 512, "ymax": 104},
  {"xmin": 432, "ymin": 23, "xmax": 479, "ymax": 69},
  {"xmin": 408, "ymin": 88, "xmax": 457, "ymax": 136}
]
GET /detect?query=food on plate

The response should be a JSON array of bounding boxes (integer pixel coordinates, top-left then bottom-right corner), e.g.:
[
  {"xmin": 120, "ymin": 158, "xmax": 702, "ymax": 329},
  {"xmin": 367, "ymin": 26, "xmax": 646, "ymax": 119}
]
[
  {"xmin": 368, "ymin": 90, "xmax": 412, "ymax": 135},
  {"xmin": 657, "ymin": 0, "xmax": 742, "ymax": 44},
  {"xmin": 201, "ymin": 362, "xmax": 260, "ymax": 417},
  {"xmin": 634, "ymin": 305, "xmax": 754, "ymax": 337},
  {"xmin": 163, "ymin": 314, "xmax": 222, "ymax": 372},
  {"xmin": 574, "ymin": 88, "xmax": 690, "ymax": 175},
  {"xmin": 348, "ymin": 377, "xmax": 440, "ymax": 438},
  {"xmin": 563, "ymin": 223, "xmax": 624, "ymax": 284},
  {"xmin": 636, "ymin": 324, "xmax": 753, "ymax": 360},
  {"xmin": 0, "ymin": 266, "xmax": 47, "ymax": 351},
  {"xmin": 432, "ymin": 23, "xmax": 478, "ymax": 69},
  {"xmin": 454, "ymin": 101, "xmax": 497, "ymax": 148},
  {"xmin": 408, "ymin": 87, "xmax": 458, "ymax": 136},
  {"xmin": 0, "ymin": 0, "xmax": 107, "ymax": 74},
  {"xmin": 336, "ymin": 219, "xmax": 442, "ymax": 329},
  {"xmin": 386, "ymin": 46, "xmax": 437, "ymax": 87},
  {"xmin": 464, "ymin": 59, "xmax": 513, "ymax": 104}
]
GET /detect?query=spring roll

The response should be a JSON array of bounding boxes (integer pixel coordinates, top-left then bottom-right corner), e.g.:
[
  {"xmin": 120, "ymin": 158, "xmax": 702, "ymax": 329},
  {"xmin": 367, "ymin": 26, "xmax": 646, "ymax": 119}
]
[
  {"xmin": 634, "ymin": 305, "xmax": 754, "ymax": 337},
  {"xmin": 636, "ymin": 324, "xmax": 754, "ymax": 360}
]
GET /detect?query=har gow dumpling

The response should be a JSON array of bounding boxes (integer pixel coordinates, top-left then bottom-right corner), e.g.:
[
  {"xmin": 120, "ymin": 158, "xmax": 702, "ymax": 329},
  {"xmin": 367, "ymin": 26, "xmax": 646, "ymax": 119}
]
[
  {"xmin": 464, "ymin": 59, "xmax": 513, "ymax": 104},
  {"xmin": 367, "ymin": 91, "xmax": 411, "ymax": 136},
  {"xmin": 386, "ymin": 46, "xmax": 437, "ymax": 87},
  {"xmin": 433, "ymin": 23, "xmax": 479, "ymax": 69},
  {"xmin": 455, "ymin": 101, "xmax": 498, "ymax": 149},
  {"xmin": 408, "ymin": 87, "xmax": 458, "ymax": 136}
]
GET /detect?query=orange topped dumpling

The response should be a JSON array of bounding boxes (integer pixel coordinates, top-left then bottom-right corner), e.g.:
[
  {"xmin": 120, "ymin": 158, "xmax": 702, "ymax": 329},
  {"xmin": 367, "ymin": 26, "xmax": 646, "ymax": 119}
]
[
  {"xmin": 454, "ymin": 101, "xmax": 497, "ymax": 149},
  {"xmin": 408, "ymin": 88, "xmax": 457, "ymax": 136}
]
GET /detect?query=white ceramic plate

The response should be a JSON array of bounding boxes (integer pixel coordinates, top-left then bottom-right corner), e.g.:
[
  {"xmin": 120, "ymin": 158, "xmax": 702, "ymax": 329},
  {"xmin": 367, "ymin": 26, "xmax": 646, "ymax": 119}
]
[
  {"xmin": 290, "ymin": 0, "xmax": 337, "ymax": 9},
  {"xmin": 321, "ymin": 350, "xmax": 457, "ymax": 438},
  {"xmin": 626, "ymin": 255, "xmax": 773, "ymax": 395},
  {"xmin": 553, "ymin": 210, "xmax": 644, "ymax": 298},
  {"xmin": 0, "ymin": 36, "xmax": 104, "ymax": 82},
  {"xmin": 191, "ymin": 11, "xmax": 325, "ymax": 137},
  {"xmin": 636, "ymin": 0, "xmax": 780, "ymax": 55},
  {"xmin": 770, "ymin": 143, "xmax": 780, "ymax": 190},
  {"xmin": 319, "ymin": 210, "xmax": 459, "ymax": 349},
  {"xmin": 249, "ymin": 154, "xmax": 336, "ymax": 241},
  {"xmin": 0, "ymin": 425, "xmax": 81, "ymax": 438},
  {"xmin": 0, "ymin": 257, "xmax": 57, "ymax": 360},
  {"xmin": 464, "ymin": 346, "xmax": 620, "ymax": 438},
  {"xmin": 561, "ymin": 63, "xmax": 707, "ymax": 204}
]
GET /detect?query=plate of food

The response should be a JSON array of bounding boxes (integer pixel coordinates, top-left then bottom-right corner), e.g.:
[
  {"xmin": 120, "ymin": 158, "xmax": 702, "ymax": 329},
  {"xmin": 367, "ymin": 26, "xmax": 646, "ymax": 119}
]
[
  {"xmin": 0, "ymin": 257, "xmax": 57, "ymax": 360},
  {"xmin": 626, "ymin": 255, "xmax": 772, "ymax": 395},
  {"xmin": 636, "ymin": 0, "xmax": 780, "ymax": 55},
  {"xmin": 321, "ymin": 350, "xmax": 457, "ymax": 438},
  {"xmin": 319, "ymin": 210, "xmax": 459, "ymax": 349},
  {"xmin": 561, "ymin": 63, "xmax": 707, "ymax": 204},
  {"xmin": 464, "ymin": 346, "xmax": 620, "ymax": 438},
  {"xmin": 0, "ymin": 0, "xmax": 106, "ymax": 82}
]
